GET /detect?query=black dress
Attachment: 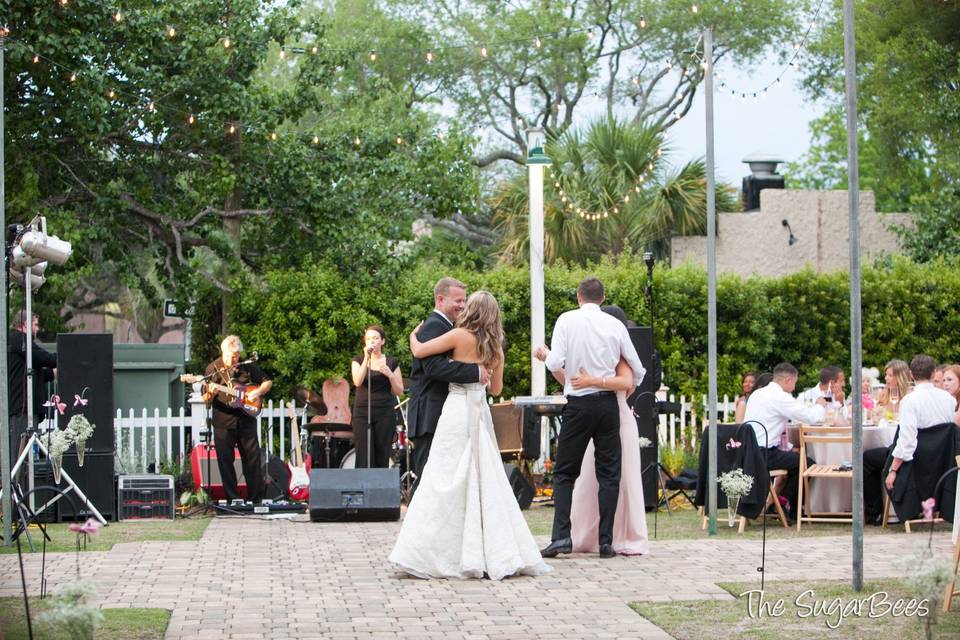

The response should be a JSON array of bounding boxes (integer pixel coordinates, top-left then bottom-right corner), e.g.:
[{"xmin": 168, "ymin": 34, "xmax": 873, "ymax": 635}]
[{"xmin": 351, "ymin": 354, "xmax": 399, "ymax": 468}]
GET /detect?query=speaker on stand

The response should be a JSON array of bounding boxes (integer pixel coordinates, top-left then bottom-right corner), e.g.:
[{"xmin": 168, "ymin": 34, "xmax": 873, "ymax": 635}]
[{"xmin": 627, "ymin": 326, "xmax": 659, "ymax": 511}]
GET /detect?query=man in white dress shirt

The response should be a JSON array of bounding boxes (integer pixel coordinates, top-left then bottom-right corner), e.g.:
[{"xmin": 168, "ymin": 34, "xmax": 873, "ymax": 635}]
[
  {"xmin": 742, "ymin": 362, "xmax": 827, "ymax": 521},
  {"xmin": 533, "ymin": 277, "xmax": 645, "ymax": 559},
  {"xmin": 863, "ymin": 354, "xmax": 957, "ymax": 524},
  {"xmin": 798, "ymin": 366, "xmax": 846, "ymax": 408}
]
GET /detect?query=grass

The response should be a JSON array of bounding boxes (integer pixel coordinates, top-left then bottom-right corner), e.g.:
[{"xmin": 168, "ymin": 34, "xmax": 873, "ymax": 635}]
[
  {"xmin": 631, "ymin": 579, "xmax": 960, "ymax": 640},
  {"xmin": 0, "ymin": 515, "xmax": 213, "ymax": 554},
  {"xmin": 522, "ymin": 501, "xmax": 956, "ymax": 540},
  {"xmin": 0, "ymin": 597, "xmax": 169, "ymax": 640}
]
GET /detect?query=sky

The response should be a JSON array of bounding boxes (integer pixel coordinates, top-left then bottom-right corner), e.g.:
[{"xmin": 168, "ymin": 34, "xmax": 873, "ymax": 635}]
[{"xmin": 663, "ymin": 58, "xmax": 827, "ymax": 187}]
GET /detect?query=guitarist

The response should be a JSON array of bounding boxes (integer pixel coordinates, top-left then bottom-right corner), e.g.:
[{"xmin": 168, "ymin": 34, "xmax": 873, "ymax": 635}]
[{"xmin": 203, "ymin": 335, "xmax": 272, "ymax": 503}]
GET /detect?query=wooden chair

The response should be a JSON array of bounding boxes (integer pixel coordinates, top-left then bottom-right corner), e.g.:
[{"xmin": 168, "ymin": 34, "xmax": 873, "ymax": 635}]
[{"xmin": 796, "ymin": 425, "xmax": 854, "ymax": 531}]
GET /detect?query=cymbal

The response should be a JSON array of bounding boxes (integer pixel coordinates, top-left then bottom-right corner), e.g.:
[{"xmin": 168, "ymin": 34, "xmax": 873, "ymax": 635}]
[{"xmin": 294, "ymin": 386, "xmax": 327, "ymax": 414}]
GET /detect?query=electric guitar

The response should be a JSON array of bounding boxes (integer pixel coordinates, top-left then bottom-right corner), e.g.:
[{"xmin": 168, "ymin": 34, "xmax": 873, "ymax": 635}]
[
  {"xmin": 286, "ymin": 404, "xmax": 311, "ymax": 501},
  {"xmin": 180, "ymin": 374, "xmax": 263, "ymax": 417}
]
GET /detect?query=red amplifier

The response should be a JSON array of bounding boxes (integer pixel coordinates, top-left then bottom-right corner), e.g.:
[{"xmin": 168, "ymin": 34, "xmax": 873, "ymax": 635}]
[{"xmin": 190, "ymin": 444, "xmax": 248, "ymax": 500}]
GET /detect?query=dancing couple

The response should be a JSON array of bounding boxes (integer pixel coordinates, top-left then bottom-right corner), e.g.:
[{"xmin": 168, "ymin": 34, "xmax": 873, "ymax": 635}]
[{"xmin": 389, "ymin": 277, "xmax": 646, "ymax": 580}]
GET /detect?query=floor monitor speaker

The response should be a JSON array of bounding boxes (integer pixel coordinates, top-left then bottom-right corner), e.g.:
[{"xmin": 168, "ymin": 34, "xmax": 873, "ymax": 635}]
[{"xmin": 309, "ymin": 468, "xmax": 400, "ymax": 522}]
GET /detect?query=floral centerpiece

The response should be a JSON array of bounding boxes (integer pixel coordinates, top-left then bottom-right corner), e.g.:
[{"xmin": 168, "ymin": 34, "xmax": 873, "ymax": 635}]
[
  {"xmin": 47, "ymin": 428, "xmax": 75, "ymax": 484},
  {"xmin": 718, "ymin": 468, "xmax": 754, "ymax": 527},
  {"xmin": 66, "ymin": 414, "xmax": 95, "ymax": 467}
]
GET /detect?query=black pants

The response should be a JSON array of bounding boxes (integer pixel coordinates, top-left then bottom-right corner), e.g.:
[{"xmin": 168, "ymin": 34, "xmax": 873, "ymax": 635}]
[
  {"xmin": 410, "ymin": 432, "xmax": 434, "ymax": 494},
  {"xmin": 352, "ymin": 407, "xmax": 396, "ymax": 469},
  {"xmin": 213, "ymin": 420, "xmax": 263, "ymax": 502},
  {"xmin": 863, "ymin": 446, "xmax": 890, "ymax": 521},
  {"xmin": 765, "ymin": 447, "xmax": 814, "ymax": 520},
  {"xmin": 552, "ymin": 393, "xmax": 621, "ymax": 546}
]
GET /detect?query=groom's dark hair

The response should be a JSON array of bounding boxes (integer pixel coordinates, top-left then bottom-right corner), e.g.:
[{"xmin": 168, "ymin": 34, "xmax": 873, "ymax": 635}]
[{"xmin": 577, "ymin": 277, "xmax": 605, "ymax": 303}]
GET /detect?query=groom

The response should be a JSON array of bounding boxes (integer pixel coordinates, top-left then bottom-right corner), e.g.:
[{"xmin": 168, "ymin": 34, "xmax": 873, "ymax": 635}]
[
  {"xmin": 534, "ymin": 277, "xmax": 645, "ymax": 558},
  {"xmin": 407, "ymin": 277, "xmax": 490, "ymax": 490}
]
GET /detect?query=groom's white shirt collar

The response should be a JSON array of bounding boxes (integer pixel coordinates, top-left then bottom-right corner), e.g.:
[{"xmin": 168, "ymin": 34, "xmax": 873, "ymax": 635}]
[{"xmin": 433, "ymin": 309, "xmax": 454, "ymax": 327}]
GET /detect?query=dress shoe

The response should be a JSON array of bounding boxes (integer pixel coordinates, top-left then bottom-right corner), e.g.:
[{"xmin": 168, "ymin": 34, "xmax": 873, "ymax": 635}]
[
  {"xmin": 540, "ymin": 538, "xmax": 572, "ymax": 558},
  {"xmin": 599, "ymin": 544, "xmax": 617, "ymax": 559}
]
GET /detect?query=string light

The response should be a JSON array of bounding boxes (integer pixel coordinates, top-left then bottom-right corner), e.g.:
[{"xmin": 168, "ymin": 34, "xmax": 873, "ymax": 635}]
[
  {"xmin": 147, "ymin": 101, "xmax": 155, "ymax": 111},
  {"xmin": 69, "ymin": 72, "xmax": 76, "ymax": 82},
  {"xmin": 228, "ymin": 124, "xmax": 236, "ymax": 134},
  {"xmin": 311, "ymin": 45, "xmax": 318, "ymax": 54},
  {"xmin": 187, "ymin": 114, "xmax": 195, "ymax": 124},
  {"xmin": 113, "ymin": 10, "xmax": 122, "ymax": 22},
  {"xmin": 425, "ymin": 49, "xmax": 433, "ymax": 63},
  {"xmin": 639, "ymin": 16, "xmax": 647, "ymax": 29},
  {"xmin": 369, "ymin": 49, "xmax": 376, "ymax": 61},
  {"xmin": 534, "ymin": 37, "xmax": 542, "ymax": 49},
  {"xmin": 312, "ymin": 135, "xmax": 319, "ymax": 144},
  {"xmin": 167, "ymin": 26, "xmax": 176, "ymax": 38},
  {"xmin": 107, "ymin": 89, "xmax": 115, "ymax": 99},
  {"xmin": 270, "ymin": 131, "xmax": 277, "ymax": 141},
  {"xmin": 279, "ymin": 48, "xmax": 286, "ymax": 59},
  {"xmin": 354, "ymin": 136, "xmax": 361, "ymax": 146},
  {"xmin": 691, "ymin": 4, "xmax": 699, "ymax": 13},
  {"xmin": 395, "ymin": 136, "xmax": 403, "ymax": 145},
  {"xmin": 32, "ymin": 54, "xmax": 39, "ymax": 64},
  {"xmin": 587, "ymin": 29, "xmax": 595, "ymax": 40},
  {"xmin": 58, "ymin": 0, "xmax": 68, "ymax": 6},
  {"xmin": 479, "ymin": 44, "xmax": 488, "ymax": 57},
  {"xmin": 223, "ymin": 37, "xmax": 231, "ymax": 49}
]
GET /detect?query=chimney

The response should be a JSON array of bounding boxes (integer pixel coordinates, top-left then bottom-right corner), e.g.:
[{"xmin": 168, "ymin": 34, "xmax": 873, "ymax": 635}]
[{"xmin": 741, "ymin": 153, "xmax": 785, "ymax": 211}]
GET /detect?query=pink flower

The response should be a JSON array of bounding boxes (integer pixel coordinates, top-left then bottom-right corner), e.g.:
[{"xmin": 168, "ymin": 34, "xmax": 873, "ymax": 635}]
[
  {"xmin": 43, "ymin": 395, "xmax": 66, "ymax": 415},
  {"xmin": 921, "ymin": 498, "xmax": 936, "ymax": 521},
  {"xmin": 725, "ymin": 438, "xmax": 742, "ymax": 450},
  {"xmin": 68, "ymin": 518, "xmax": 102, "ymax": 536}
]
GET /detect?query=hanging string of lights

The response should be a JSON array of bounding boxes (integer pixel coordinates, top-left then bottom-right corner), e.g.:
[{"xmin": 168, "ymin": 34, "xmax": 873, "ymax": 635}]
[{"xmin": 715, "ymin": 0, "xmax": 826, "ymax": 102}]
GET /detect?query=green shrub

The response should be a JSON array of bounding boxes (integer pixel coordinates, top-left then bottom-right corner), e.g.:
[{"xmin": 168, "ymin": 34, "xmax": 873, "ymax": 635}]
[{"xmin": 212, "ymin": 254, "xmax": 960, "ymax": 405}]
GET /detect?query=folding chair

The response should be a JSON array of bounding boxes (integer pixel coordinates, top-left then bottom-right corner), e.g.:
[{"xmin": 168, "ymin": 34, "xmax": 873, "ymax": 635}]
[{"xmin": 796, "ymin": 425, "xmax": 854, "ymax": 530}]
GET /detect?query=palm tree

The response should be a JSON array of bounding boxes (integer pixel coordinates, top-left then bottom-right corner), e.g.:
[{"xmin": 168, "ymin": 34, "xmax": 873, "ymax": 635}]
[{"xmin": 491, "ymin": 117, "xmax": 737, "ymax": 264}]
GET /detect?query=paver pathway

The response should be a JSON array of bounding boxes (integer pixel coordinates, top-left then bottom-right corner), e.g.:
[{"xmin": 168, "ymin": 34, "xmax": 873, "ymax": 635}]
[{"xmin": 1, "ymin": 517, "xmax": 953, "ymax": 639}]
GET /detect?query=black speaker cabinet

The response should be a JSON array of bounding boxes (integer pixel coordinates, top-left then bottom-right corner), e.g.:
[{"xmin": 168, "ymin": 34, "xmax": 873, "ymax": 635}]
[
  {"xmin": 627, "ymin": 326, "xmax": 658, "ymax": 510},
  {"xmin": 56, "ymin": 333, "xmax": 114, "ymax": 452},
  {"xmin": 309, "ymin": 468, "xmax": 400, "ymax": 522},
  {"xmin": 503, "ymin": 463, "xmax": 535, "ymax": 510},
  {"xmin": 56, "ymin": 451, "xmax": 116, "ymax": 521}
]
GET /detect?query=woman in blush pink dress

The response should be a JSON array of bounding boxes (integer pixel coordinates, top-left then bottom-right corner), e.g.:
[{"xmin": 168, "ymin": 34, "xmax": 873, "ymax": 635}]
[{"xmin": 556, "ymin": 305, "xmax": 648, "ymax": 555}]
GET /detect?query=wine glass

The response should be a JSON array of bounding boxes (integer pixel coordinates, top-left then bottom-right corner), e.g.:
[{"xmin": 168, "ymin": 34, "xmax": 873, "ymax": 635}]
[{"xmin": 889, "ymin": 386, "xmax": 900, "ymax": 420}]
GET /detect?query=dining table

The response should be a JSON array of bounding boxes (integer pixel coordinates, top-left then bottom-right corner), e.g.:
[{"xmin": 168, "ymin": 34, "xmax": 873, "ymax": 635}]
[{"xmin": 786, "ymin": 422, "xmax": 897, "ymax": 517}]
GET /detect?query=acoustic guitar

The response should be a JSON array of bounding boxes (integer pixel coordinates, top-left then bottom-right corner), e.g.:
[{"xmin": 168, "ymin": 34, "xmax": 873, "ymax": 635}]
[
  {"xmin": 181, "ymin": 374, "xmax": 263, "ymax": 417},
  {"xmin": 286, "ymin": 404, "xmax": 310, "ymax": 500}
]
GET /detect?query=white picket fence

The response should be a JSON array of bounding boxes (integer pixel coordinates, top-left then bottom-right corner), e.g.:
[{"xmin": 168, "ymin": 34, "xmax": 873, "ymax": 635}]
[{"xmin": 111, "ymin": 393, "xmax": 743, "ymax": 472}]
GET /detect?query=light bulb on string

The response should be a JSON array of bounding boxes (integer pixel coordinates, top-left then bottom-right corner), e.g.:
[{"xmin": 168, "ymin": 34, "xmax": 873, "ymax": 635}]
[
  {"xmin": 587, "ymin": 29, "xmax": 595, "ymax": 40},
  {"xmin": 58, "ymin": 0, "xmax": 68, "ymax": 6},
  {"xmin": 113, "ymin": 10, "xmax": 122, "ymax": 22},
  {"xmin": 354, "ymin": 136, "xmax": 361, "ymax": 146},
  {"xmin": 69, "ymin": 72, "xmax": 77, "ymax": 82},
  {"xmin": 147, "ymin": 101, "xmax": 155, "ymax": 111},
  {"xmin": 188, "ymin": 114, "xmax": 195, "ymax": 124},
  {"xmin": 228, "ymin": 124, "xmax": 236, "ymax": 135},
  {"xmin": 396, "ymin": 136, "xmax": 403, "ymax": 145},
  {"xmin": 632, "ymin": 76, "xmax": 640, "ymax": 85},
  {"xmin": 107, "ymin": 89, "xmax": 115, "ymax": 99},
  {"xmin": 32, "ymin": 54, "xmax": 39, "ymax": 64},
  {"xmin": 613, "ymin": 207, "xmax": 619, "ymax": 214},
  {"xmin": 480, "ymin": 45, "xmax": 488, "ymax": 57},
  {"xmin": 624, "ymin": 194, "xmax": 630, "ymax": 203},
  {"xmin": 369, "ymin": 49, "xmax": 377, "ymax": 62},
  {"xmin": 639, "ymin": 16, "xmax": 647, "ymax": 28},
  {"xmin": 534, "ymin": 37, "xmax": 542, "ymax": 49},
  {"xmin": 223, "ymin": 37, "xmax": 231, "ymax": 49},
  {"xmin": 270, "ymin": 132, "xmax": 278, "ymax": 141},
  {"xmin": 312, "ymin": 135, "xmax": 319, "ymax": 144},
  {"xmin": 311, "ymin": 46, "xmax": 318, "ymax": 54},
  {"xmin": 426, "ymin": 49, "xmax": 433, "ymax": 63},
  {"xmin": 167, "ymin": 26, "xmax": 176, "ymax": 38},
  {"xmin": 691, "ymin": 4, "xmax": 699, "ymax": 13},
  {"xmin": 279, "ymin": 48, "xmax": 286, "ymax": 59},
  {"xmin": 656, "ymin": 147, "xmax": 662, "ymax": 157},
  {"xmin": 634, "ymin": 185, "xmax": 641, "ymax": 193}
]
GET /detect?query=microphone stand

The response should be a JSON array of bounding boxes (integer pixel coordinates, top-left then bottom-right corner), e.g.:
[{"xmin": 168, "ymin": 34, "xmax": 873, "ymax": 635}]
[
  {"xmin": 740, "ymin": 419, "xmax": 771, "ymax": 592},
  {"xmin": 366, "ymin": 350, "xmax": 373, "ymax": 469}
]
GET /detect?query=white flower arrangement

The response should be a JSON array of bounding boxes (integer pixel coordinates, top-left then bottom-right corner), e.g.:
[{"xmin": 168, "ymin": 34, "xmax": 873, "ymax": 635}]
[
  {"xmin": 47, "ymin": 428, "xmax": 75, "ymax": 459},
  {"xmin": 67, "ymin": 414, "xmax": 95, "ymax": 442},
  {"xmin": 718, "ymin": 468, "xmax": 754, "ymax": 499},
  {"xmin": 638, "ymin": 437, "xmax": 653, "ymax": 448}
]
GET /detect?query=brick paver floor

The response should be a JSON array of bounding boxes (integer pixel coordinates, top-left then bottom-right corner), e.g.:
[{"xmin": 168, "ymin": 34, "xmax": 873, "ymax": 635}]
[{"xmin": 1, "ymin": 516, "xmax": 953, "ymax": 639}]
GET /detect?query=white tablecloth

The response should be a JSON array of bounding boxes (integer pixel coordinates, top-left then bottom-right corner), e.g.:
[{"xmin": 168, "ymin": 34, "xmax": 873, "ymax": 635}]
[{"xmin": 786, "ymin": 424, "xmax": 897, "ymax": 515}]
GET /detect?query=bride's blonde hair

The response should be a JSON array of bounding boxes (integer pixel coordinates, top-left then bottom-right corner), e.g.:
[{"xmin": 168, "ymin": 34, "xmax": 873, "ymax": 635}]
[{"xmin": 456, "ymin": 291, "xmax": 504, "ymax": 367}]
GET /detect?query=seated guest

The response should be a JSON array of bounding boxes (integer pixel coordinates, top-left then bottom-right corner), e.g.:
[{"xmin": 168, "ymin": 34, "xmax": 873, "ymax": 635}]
[
  {"xmin": 742, "ymin": 362, "xmax": 827, "ymax": 521},
  {"xmin": 873, "ymin": 359, "xmax": 911, "ymax": 421},
  {"xmin": 733, "ymin": 371, "xmax": 757, "ymax": 423},
  {"xmin": 933, "ymin": 364, "xmax": 948, "ymax": 390},
  {"xmin": 798, "ymin": 365, "xmax": 845, "ymax": 406},
  {"xmin": 862, "ymin": 355, "xmax": 956, "ymax": 524},
  {"xmin": 942, "ymin": 364, "xmax": 960, "ymax": 425},
  {"xmin": 752, "ymin": 372, "xmax": 773, "ymax": 392}
]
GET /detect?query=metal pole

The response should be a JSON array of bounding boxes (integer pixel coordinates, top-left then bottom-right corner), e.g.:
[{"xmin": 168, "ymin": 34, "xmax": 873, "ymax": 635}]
[
  {"xmin": 0, "ymin": 34, "xmax": 11, "ymax": 547},
  {"xmin": 843, "ymin": 0, "xmax": 864, "ymax": 592},
  {"xmin": 704, "ymin": 27, "xmax": 719, "ymax": 535}
]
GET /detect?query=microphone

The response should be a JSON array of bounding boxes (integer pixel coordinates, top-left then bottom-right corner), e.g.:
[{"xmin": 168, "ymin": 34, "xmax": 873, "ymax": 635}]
[{"xmin": 238, "ymin": 351, "xmax": 259, "ymax": 365}]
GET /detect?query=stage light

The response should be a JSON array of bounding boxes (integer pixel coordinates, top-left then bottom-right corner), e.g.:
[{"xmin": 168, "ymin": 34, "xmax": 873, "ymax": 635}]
[
  {"xmin": 19, "ymin": 229, "xmax": 72, "ymax": 265},
  {"xmin": 8, "ymin": 267, "xmax": 45, "ymax": 291}
]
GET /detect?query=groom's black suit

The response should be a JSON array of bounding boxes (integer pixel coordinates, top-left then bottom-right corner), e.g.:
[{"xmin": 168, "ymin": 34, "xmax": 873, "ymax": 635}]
[{"xmin": 407, "ymin": 311, "xmax": 480, "ymax": 487}]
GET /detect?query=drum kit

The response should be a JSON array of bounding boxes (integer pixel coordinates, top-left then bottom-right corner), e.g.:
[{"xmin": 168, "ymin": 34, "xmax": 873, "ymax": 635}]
[{"xmin": 294, "ymin": 385, "xmax": 415, "ymax": 501}]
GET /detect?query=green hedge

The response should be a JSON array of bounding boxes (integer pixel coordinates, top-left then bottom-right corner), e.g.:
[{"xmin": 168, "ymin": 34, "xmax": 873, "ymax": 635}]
[{"xmin": 209, "ymin": 255, "xmax": 960, "ymax": 407}]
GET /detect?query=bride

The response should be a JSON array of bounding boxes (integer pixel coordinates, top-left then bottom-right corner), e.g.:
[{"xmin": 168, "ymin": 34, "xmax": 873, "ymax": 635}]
[{"xmin": 388, "ymin": 291, "xmax": 551, "ymax": 580}]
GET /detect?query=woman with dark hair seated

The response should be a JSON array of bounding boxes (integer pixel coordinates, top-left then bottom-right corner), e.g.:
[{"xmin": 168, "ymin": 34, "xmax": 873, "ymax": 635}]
[{"xmin": 734, "ymin": 371, "xmax": 757, "ymax": 424}]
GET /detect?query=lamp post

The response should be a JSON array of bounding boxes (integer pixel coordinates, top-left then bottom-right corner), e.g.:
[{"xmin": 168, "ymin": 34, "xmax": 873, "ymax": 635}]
[{"xmin": 526, "ymin": 127, "xmax": 551, "ymax": 402}]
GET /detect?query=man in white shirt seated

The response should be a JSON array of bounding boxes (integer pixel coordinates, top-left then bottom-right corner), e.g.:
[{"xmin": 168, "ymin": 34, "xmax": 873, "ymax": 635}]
[
  {"xmin": 798, "ymin": 365, "xmax": 846, "ymax": 407},
  {"xmin": 863, "ymin": 354, "xmax": 957, "ymax": 524},
  {"xmin": 743, "ymin": 362, "xmax": 827, "ymax": 521}
]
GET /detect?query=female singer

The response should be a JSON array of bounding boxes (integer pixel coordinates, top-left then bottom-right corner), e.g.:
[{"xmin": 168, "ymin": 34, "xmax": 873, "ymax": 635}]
[{"xmin": 351, "ymin": 325, "xmax": 404, "ymax": 468}]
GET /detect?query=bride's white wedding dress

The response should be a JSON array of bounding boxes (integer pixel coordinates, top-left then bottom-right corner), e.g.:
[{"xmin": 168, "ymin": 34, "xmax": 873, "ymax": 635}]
[{"xmin": 389, "ymin": 382, "xmax": 551, "ymax": 580}]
